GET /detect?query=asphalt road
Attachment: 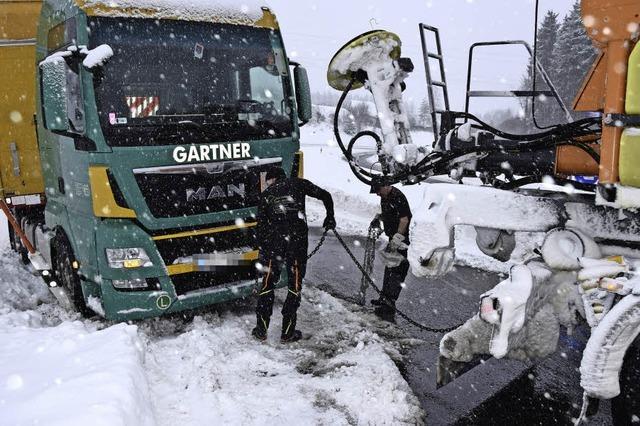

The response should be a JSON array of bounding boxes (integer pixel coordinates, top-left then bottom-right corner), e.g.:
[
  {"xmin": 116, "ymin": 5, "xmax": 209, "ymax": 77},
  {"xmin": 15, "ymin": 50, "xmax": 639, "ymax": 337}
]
[{"xmin": 305, "ymin": 227, "xmax": 612, "ymax": 425}]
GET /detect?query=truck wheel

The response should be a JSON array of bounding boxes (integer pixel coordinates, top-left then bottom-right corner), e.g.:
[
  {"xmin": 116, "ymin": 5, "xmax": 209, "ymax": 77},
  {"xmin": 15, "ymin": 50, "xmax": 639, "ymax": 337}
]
[
  {"xmin": 611, "ymin": 337, "xmax": 640, "ymax": 425},
  {"xmin": 54, "ymin": 235, "xmax": 92, "ymax": 317}
]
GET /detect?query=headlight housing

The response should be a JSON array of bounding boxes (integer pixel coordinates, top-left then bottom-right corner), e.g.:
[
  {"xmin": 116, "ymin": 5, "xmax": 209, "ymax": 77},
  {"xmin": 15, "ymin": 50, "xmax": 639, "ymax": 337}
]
[{"xmin": 105, "ymin": 248, "xmax": 153, "ymax": 269}]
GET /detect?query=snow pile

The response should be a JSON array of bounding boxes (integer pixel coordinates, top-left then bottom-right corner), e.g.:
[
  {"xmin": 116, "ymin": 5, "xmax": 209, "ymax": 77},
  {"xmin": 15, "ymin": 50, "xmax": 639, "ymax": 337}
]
[
  {"xmin": 0, "ymin": 247, "xmax": 52, "ymax": 314},
  {"xmin": 82, "ymin": 44, "xmax": 113, "ymax": 69},
  {"xmin": 1, "ymin": 216, "xmax": 423, "ymax": 424},
  {"xmin": 143, "ymin": 288, "xmax": 423, "ymax": 425},
  {"xmin": 0, "ymin": 321, "xmax": 155, "ymax": 426},
  {"xmin": 78, "ymin": 0, "xmax": 268, "ymax": 25},
  {"xmin": 0, "ymin": 239, "xmax": 155, "ymax": 426}
]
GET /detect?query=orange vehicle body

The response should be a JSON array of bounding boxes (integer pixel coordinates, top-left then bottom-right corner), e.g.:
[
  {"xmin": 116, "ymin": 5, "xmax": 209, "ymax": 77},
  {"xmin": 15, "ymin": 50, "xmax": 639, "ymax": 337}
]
[{"xmin": 568, "ymin": 0, "xmax": 640, "ymax": 185}]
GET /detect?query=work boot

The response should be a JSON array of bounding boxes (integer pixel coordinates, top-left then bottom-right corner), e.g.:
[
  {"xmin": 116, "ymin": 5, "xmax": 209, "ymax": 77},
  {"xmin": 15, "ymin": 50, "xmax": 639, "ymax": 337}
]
[
  {"xmin": 371, "ymin": 297, "xmax": 388, "ymax": 307},
  {"xmin": 251, "ymin": 327, "xmax": 267, "ymax": 342},
  {"xmin": 281, "ymin": 330, "xmax": 303, "ymax": 344},
  {"xmin": 374, "ymin": 301, "xmax": 396, "ymax": 323}
]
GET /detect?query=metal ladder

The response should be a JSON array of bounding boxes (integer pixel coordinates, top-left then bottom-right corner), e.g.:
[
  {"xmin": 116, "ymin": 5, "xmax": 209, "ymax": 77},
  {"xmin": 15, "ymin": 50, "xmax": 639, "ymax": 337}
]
[{"xmin": 419, "ymin": 24, "xmax": 451, "ymax": 140}]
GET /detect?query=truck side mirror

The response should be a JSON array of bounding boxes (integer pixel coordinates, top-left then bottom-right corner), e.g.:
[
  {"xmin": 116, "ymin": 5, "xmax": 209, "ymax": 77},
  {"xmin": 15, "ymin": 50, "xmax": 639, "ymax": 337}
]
[
  {"xmin": 40, "ymin": 56, "xmax": 70, "ymax": 132},
  {"xmin": 293, "ymin": 65, "xmax": 312, "ymax": 126}
]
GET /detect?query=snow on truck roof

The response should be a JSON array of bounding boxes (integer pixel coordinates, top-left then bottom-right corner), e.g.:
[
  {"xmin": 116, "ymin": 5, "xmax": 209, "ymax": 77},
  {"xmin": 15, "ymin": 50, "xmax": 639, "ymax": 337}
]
[{"xmin": 75, "ymin": 0, "xmax": 276, "ymax": 28}]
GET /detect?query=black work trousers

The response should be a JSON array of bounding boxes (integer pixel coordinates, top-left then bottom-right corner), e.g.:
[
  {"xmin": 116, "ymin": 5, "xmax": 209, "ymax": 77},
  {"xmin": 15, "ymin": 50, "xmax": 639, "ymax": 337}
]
[
  {"xmin": 255, "ymin": 255, "xmax": 307, "ymax": 338},
  {"xmin": 381, "ymin": 252, "xmax": 410, "ymax": 304}
]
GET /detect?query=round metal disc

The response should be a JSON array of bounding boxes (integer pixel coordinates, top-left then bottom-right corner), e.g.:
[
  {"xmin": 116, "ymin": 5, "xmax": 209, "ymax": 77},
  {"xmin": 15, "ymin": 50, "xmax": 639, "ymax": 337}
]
[{"xmin": 327, "ymin": 30, "xmax": 402, "ymax": 91}]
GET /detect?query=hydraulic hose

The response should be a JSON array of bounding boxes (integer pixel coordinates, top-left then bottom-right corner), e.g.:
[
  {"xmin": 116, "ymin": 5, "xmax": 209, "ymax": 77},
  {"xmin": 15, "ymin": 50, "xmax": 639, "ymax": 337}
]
[
  {"xmin": 332, "ymin": 77, "xmax": 601, "ymax": 191},
  {"xmin": 333, "ymin": 79, "xmax": 376, "ymax": 185}
]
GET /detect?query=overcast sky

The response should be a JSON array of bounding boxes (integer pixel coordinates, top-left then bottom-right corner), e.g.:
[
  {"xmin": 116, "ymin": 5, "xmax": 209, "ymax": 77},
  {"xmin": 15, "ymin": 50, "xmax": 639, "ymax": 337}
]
[{"xmin": 268, "ymin": 0, "xmax": 577, "ymax": 112}]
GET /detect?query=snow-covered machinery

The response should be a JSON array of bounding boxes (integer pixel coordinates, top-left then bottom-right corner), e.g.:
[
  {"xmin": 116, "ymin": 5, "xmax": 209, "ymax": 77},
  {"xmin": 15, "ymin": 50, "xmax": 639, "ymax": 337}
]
[{"xmin": 327, "ymin": 0, "xmax": 640, "ymax": 420}]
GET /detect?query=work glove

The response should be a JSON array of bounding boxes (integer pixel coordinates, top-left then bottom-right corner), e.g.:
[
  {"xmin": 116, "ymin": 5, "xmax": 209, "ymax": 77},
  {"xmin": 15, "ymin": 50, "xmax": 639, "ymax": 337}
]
[
  {"xmin": 379, "ymin": 246, "xmax": 405, "ymax": 268},
  {"xmin": 389, "ymin": 233, "xmax": 408, "ymax": 251},
  {"xmin": 323, "ymin": 215, "xmax": 336, "ymax": 230},
  {"xmin": 369, "ymin": 215, "xmax": 381, "ymax": 231}
]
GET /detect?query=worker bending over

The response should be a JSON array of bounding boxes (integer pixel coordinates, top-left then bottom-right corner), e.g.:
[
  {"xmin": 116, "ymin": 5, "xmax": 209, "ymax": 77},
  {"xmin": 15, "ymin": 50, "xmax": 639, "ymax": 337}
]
[
  {"xmin": 370, "ymin": 179, "xmax": 412, "ymax": 321},
  {"xmin": 253, "ymin": 167, "xmax": 336, "ymax": 343}
]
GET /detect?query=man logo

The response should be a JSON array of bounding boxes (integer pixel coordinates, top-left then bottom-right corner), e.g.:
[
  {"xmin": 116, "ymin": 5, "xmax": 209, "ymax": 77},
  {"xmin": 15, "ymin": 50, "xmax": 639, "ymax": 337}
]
[{"xmin": 186, "ymin": 184, "xmax": 246, "ymax": 202}]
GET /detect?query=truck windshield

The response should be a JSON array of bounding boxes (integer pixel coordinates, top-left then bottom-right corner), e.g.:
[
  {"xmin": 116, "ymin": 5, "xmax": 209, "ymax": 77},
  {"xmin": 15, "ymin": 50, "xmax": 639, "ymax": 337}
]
[{"xmin": 87, "ymin": 17, "xmax": 293, "ymax": 147}]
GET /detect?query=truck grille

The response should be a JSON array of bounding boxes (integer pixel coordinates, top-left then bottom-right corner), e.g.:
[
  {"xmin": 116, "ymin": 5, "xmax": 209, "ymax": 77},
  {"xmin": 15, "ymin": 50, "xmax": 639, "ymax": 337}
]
[
  {"xmin": 155, "ymin": 224, "xmax": 257, "ymax": 265},
  {"xmin": 134, "ymin": 158, "xmax": 281, "ymax": 218},
  {"xmin": 171, "ymin": 270, "xmax": 255, "ymax": 296}
]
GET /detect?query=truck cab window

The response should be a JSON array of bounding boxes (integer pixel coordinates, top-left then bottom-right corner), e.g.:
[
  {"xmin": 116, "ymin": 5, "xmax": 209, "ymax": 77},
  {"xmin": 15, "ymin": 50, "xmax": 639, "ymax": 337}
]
[
  {"xmin": 88, "ymin": 17, "xmax": 294, "ymax": 147},
  {"xmin": 65, "ymin": 62, "xmax": 85, "ymax": 133},
  {"xmin": 46, "ymin": 18, "xmax": 85, "ymax": 134}
]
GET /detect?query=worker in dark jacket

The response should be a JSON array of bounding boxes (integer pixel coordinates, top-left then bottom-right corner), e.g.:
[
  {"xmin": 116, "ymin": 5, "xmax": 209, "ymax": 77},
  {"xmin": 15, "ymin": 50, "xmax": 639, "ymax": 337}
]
[
  {"xmin": 370, "ymin": 178, "xmax": 412, "ymax": 321},
  {"xmin": 253, "ymin": 166, "xmax": 335, "ymax": 343}
]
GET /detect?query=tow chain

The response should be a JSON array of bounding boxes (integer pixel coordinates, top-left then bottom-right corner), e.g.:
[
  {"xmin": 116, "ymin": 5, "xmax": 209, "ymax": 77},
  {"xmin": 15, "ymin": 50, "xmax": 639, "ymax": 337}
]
[
  {"xmin": 306, "ymin": 225, "xmax": 463, "ymax": 334},
  {"xmin": 307, "ymin": 228, "xmax": 328, "ymax": 260},
  {"xmin": 359, "ymin": 225, "xmax": 382, "ymax": 305}
]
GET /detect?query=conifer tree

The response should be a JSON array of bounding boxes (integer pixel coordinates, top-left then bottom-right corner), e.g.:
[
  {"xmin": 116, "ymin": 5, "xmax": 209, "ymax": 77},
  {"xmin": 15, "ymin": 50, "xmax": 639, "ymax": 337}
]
[{"xmin": 553, "ymin": 0, "xmax": 598, "ymax": 108}]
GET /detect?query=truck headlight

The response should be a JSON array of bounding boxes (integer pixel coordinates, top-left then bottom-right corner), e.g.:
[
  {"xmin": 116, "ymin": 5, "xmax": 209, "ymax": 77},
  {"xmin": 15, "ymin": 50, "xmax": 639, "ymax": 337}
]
[{"xmin": 105, "ymin": 248, "xmax": 153, "ymax": 269}]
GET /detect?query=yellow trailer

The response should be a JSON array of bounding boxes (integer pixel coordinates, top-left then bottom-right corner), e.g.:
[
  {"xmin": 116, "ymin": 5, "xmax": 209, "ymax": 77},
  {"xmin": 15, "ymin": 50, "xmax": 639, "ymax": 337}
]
[{"xmin": 0, "ymin": 0, "xmax": 44, "ymax": 199}]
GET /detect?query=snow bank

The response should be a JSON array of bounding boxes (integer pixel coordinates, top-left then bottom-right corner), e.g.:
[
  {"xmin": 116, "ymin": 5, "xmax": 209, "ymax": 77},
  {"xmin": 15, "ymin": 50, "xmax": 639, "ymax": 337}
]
[
  {"xmin": 0, "ymin": 248, "xmax": 52, "ymax": 315},
  {"xmin": 0, "ymin": 321, "xmax": 155, "ymax": 426},
  {"xmin": 0, "ymin": 246, "xmax": 155, "ymax": 426},
  {"xmin": 143, "ymin": 287, "xmax": 423, "ymax": 425},
  {"xmin": 78, "ymin": 0, "xmax": 268, "ymax": 25}
]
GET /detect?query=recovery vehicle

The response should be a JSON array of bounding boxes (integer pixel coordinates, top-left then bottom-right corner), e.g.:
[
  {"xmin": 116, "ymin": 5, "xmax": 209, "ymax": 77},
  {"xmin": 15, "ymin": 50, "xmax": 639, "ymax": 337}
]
[{"xmin": 326, "ymin": 0, "xmax": 640, "ymax": 421}]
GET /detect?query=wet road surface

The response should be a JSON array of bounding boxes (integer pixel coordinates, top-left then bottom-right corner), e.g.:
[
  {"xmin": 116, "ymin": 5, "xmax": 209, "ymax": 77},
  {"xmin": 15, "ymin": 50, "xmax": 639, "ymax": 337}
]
[{"xmin": 305, "ymin": 228, "xmax": 612, "ymax": 425}]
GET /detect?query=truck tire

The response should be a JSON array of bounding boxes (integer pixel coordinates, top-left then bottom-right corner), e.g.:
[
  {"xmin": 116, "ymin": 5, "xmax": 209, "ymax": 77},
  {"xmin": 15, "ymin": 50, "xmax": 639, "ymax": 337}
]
[{"xmin": 54, "ymin": 235, "xmax": 92, "ymax": 317}]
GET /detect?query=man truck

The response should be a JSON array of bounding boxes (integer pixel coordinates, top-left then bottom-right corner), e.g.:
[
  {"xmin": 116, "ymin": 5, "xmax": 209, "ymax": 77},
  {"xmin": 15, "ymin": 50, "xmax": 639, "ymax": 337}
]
[{"xmin": 0, "ymin": 0, "xmax": 312, "ymax": 320}]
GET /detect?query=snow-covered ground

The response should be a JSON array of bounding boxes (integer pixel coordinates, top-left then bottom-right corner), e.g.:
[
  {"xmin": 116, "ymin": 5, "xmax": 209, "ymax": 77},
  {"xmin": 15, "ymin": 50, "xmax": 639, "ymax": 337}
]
[{"xmin": 0, "ymin": 202, "xmax": 423, "ymax": 424}]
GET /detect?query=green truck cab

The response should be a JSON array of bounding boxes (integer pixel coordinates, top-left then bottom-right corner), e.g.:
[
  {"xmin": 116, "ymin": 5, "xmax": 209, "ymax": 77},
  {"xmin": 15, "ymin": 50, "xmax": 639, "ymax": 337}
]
[{"xmin": 1, "ymin": 0, "xmax": 312, "ymax": 320}]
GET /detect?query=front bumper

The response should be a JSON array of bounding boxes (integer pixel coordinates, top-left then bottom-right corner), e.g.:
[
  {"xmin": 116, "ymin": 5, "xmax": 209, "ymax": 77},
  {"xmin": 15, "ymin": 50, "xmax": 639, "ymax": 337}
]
[
  {"xmin": 100, "ymin": 276, "xmax": 258, "ymax": 321},
  {"xmin": 93, "ymin": 219, "xmax": 267, "ymax": 321}
]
